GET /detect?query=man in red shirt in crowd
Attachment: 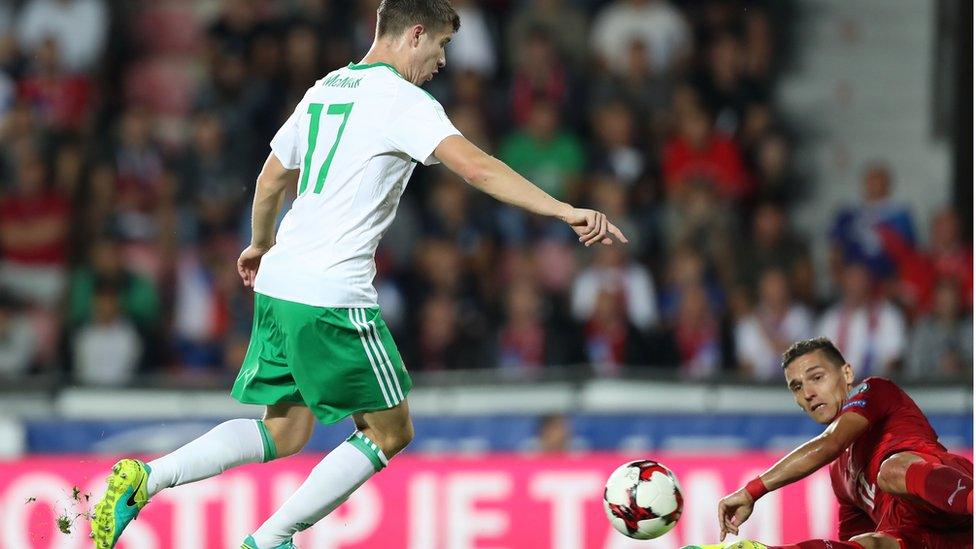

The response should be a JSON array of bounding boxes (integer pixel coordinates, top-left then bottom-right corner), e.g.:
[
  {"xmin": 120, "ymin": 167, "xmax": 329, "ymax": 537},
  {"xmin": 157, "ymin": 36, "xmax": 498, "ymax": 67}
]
[
  {"xmin": 0, "ymin": 148, "xmax": 70, "ymax": 308},
  {"xmin": 684, "ymin": 337, "xmax": 972, "ymax": 549}
]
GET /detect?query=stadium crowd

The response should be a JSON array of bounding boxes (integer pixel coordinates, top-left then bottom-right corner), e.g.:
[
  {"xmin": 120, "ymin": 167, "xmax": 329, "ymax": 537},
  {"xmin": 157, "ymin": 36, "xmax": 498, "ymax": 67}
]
[{"xmin": 0, "ymin": 0, "xmax": 971, "ymax": 387}]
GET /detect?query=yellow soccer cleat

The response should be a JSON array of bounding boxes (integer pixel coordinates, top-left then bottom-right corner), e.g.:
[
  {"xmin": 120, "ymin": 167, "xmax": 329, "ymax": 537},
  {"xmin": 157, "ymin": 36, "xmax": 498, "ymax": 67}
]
[{"xmin": 90, "ymin": 459, "xmax": 151, "ymax": 548}]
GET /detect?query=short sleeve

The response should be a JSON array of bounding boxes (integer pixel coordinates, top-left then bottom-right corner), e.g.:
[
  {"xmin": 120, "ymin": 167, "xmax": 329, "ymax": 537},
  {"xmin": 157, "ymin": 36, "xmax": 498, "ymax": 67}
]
[
  {"xmin": 270, "ymin": 107, "xmax": 303, "ymax": 170},
  {"xmin": 384, "ymin": 97, "xmax": 461, "ymax": 166},
  {"xmin": 839, "ymin": 377, "xmax": 895, "ymax": 423}
]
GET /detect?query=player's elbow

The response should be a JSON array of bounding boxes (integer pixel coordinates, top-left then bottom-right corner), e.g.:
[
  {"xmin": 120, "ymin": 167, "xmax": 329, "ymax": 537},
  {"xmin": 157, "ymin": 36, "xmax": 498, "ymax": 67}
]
[
  {"xmin": 876, "ymin": 453, "xmax": 915, "ymax": 495},
  {"xmin": 457, "ymin": 154, "xmax": 495, "ymax": 188}
]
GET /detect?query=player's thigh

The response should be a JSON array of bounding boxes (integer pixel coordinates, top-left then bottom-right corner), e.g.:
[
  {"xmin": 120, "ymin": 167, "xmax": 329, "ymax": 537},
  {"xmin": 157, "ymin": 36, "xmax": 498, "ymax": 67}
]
[
  {"xmin": 287, "ymin": 306, "xmax": 413, "ymax": 425},
  {"xmin": 849, "ymin": 532, "xmax": 902, "ymax": 549},
  {"xmin": 936, "ymin": 450, "xmax": 974, "ymax": 476},
  {"xmin": 262, "ymin": 402, "xmax": 316, "ymax": 457}
]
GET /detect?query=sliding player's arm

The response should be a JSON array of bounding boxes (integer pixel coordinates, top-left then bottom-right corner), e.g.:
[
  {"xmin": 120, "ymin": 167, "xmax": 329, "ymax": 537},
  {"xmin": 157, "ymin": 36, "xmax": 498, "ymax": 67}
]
[
  {"xmin": 238, "ymin": 153, "xmax": 300, "ymax": 287},
  {"xmin": 434, "ymin": 135, "xmax": 628, "ymax": 247},
  {"xmin": 717, "ymin": 412, "xmax": 869, "ymax": 540}
]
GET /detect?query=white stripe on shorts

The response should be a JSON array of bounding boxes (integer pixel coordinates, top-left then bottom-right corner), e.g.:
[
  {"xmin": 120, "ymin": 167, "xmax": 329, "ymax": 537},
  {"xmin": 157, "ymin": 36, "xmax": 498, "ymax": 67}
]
[
  {"xmin": 364, "ymin": 312, "xmax": 405, "ymax": 401},
  {"xmin": 348, "ymin": 308, "xmax": 393, "ymax": 408},
  {"xmin": 355, "ymin": 308, "xmax": 403, "ymax": 403}
]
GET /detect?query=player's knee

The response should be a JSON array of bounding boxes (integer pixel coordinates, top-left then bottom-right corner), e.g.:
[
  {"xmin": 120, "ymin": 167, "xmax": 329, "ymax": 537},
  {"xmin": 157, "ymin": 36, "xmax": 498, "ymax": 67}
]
[
  {"xmin": 849, "ymin": 532, "xmax": 901, "ymax": 549},
  {"xmin": 264, "ymin": 418, "xmax": 313, "ymax": 458},
  {"xmin": 377, "ymin": 420, "xmax": 414, "ymax": 457},
  {"xmin": 877, "ymin": 453, "xmax": 915, "ymax": 495}
]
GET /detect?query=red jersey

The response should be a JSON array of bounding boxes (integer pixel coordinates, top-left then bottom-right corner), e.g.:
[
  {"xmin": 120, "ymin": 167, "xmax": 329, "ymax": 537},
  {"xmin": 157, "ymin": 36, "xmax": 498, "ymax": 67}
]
[{"xmin": 829, "ymin": 377, "xmax": 971, "ymax": 542}]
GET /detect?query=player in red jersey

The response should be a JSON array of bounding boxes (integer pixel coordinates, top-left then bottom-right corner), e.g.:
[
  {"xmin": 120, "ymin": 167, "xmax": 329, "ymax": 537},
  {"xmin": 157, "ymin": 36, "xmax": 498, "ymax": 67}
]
[{"xmin": 708, "ymin": 337, "xmax": 972, "ymax": 549}]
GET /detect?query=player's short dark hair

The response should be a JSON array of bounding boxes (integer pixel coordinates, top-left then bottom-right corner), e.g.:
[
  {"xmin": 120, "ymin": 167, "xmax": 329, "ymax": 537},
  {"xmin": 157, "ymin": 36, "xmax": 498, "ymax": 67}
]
[
  {"xmin": 781, "ymin": 337, "xmax": 847, "ymax": 370},
  {"xmin": 377, "ymin": 0, "xmax": 460, "ymax": 38}
]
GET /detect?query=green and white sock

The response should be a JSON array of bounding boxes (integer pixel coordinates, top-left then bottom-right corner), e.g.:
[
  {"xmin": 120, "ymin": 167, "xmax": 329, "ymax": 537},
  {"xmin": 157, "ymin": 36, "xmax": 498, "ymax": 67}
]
[
  {"xmin": 147, "ymin": 419, "xmax": 275, "ymax": 497},
  {"xmin": 251, "ymin": 431, "xmax": 386, "ymax": 547}
]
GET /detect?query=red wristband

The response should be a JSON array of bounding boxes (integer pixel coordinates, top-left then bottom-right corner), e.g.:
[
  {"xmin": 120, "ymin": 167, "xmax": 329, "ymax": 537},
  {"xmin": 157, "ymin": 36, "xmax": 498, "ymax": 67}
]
[{"xmin": 745, "ymin": 477, "xmax": 769, "ymax": 501}]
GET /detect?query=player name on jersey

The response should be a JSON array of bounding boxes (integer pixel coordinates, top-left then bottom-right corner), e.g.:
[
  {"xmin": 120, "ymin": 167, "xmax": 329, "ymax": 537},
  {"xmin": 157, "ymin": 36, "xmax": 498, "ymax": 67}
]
[{"xmin": 321, "ymin": 73, "xmax": 362, "ymax": 89}]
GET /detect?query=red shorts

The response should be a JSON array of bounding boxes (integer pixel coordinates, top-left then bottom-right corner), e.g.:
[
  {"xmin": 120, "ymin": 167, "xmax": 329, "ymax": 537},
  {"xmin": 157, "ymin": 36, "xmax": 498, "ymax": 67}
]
[{"xmin": 875, "ymin": 451, "xmax": 973, "ymax": 549}]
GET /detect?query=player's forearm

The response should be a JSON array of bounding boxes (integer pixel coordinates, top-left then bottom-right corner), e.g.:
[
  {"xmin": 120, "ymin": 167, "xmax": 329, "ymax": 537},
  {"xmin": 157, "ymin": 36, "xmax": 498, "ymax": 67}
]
[
  {"xmin": 249, "ymin": 178, "xmax": 287, "ymax": 250},
  {"xmin": 757, "ymin": 434, "xmax": 844, "ymax": 492},
  {"xmin": 466, "ymin": 156, "xmax": 573, "ymax": 220}
]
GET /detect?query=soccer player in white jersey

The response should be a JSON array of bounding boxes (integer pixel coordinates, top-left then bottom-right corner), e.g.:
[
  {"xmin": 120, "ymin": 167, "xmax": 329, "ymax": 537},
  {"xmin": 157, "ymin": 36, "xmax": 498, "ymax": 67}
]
[{"xmin": 90, "ymin": 1, "xmax": 627, "ymax": 547}]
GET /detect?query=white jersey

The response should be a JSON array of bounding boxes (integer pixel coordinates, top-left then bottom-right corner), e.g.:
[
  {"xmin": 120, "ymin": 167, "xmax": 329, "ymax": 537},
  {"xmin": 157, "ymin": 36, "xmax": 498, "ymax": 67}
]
[{"xmin": 255, "ymin": 62, "xmax": 461, "ymax": 307}]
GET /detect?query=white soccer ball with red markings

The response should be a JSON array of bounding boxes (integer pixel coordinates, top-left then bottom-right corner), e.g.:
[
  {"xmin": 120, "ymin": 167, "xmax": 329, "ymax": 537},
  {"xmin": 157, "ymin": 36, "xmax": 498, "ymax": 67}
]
[{"xmin": 603, "ymin": 460, "xmax": 684, "ymax": 539}]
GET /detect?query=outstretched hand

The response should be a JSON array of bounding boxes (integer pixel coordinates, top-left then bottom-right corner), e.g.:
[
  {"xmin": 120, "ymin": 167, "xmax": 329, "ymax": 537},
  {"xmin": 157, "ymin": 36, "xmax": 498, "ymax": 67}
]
[
  {"xmin": 717, "ymin": 488, "xmax": 755, "ymax": 541},
  {"xmin": 563, "ymin": 208, "xmax": 629, "ymax": 247},
  {"xmin": 237, "ymin": 244, "xmax": 270, "ymax": 288}
]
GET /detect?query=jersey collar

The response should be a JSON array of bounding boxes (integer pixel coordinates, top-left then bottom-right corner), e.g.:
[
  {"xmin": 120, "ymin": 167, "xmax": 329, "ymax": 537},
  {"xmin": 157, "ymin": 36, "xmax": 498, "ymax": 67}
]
[{"xmin": 347, "ymin": 61, "xmax": 402, "ymax": 78}]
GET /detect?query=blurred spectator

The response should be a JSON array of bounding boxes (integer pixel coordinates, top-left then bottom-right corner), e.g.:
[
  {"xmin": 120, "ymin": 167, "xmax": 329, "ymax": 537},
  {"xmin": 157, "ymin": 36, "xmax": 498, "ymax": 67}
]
[
  {"xmin": 507, "ymin": 0, "xmax": 588, "ymax": 70},
  {"xmin": 659, "ymin": 245, "xmax": 725, "ymax": 320},
  {"xmin": 664, "ymin": 180, "xmax": 738, "ymax": 287},
  {"xmin": 172, "ymin": 239, "xmax": 237, "ymax": 374},
  {"xmin": 499, "ymin": 101, "xmax": 584, "ymax": 202},
  {"xmin": 692, "ymin": 33, "xmax": 767, "ymax": 136},
  {"xmin": 591, "ymin": 0, "xmax": 691, "ymax": 76},
  {"xmin": 509, "ymin": 28, "xmax": 572, "ymax": 129},
  {"xmin": 68, "ymin": 237, "xmax": 159, "ymax": 342},
  {"xmin": 72, "ymin": 280, "xmax": 142, "ymax": 386},
  {"xmin": 583, "ymin": 286, "xmax": 640, "ymax": 376},
  {"xmin": 414, "ymin": 293, "xmax": 474, "ymax": 371},
  {"xmin": 928, "ymin": 209, "xmax": 973, "ymax": 307},
  {"xmin": 0, "ymin": 148, "xmax": 70, "ymax": 309},
  {"xmin": 177, "ymin": 111, "xmax": 249, "ymax": 239},
  {"xmin": 829, "ymin": 161, "xmax": 916, "ymax": 284},
  {"xmin": 447, "ymin": 103, "xmax": 492, "ymax": 151},
  {"xmin": 673, "ymin": 283, "xmax": 722, "ymax": 378},
  {"xmin": 885, "ymin": 208, "xmax": 974, "ymax": 314},
  {"xmin": 196, "ymin": 45, "xmax": 259, "ymax": 150},
  {"xmin": 497, "ymin": 281, "xmax": 547, "ymax": 374},
  {"xmin": 750, "ymin": 133, "xmax": 795, "ymax": 204},
  {"xmin": 206, "ymin": 0, "xmax": 262, "ymax": 59},
  {"xmin": 817, "ymin": 261, "xmax": 907, "ymax": 376},
  {"xmin": 736, "ymin": 201, "xmax": 815, "ymax": 305},
  {"xmin": 536, "ymin": 413, "xmax": 571, "ymax": 453},
  {"xmin": 742, "ymin": 10, "xmax": 775, "ymax": 82},
  {"xmin": 16, "ymin": 0, "xmax": 108, "ymax": 72},
  {"xmin": 589, "ymin": 101, "xmax": 645, "ymax": 185},
  {"xmin": 735, "ymin": 268, "xmax": 813, "ymax": 380},
  {"xmin": 17, "ymin": 38, "xmax": 93, "ymax": 132},
  {"xmin": 571, "ymin": 245, "xmax": 659, "ymax": 332},
  {"xmin": 113, "ymin": 107, "xmax": 170, "ymax": 243},
  {"xmin": 591, "ymin": 40, "xmax": 674, "ymax": 128},
  {"xmin": 905, "ymin": 279, "xmax": 973, "ymax": 380},
  {"xmin": 0, "ymin": 295, "xmax": 38, "ymax": 378},
  {"xmin": 282, "ymin": 23, "xmax": 322, "ymax": 105},
  {"xmin": 663, "ymin": 107, "xmax": 752, "ymax": 201},
  {"xmin": 446, "ymin": 0, "xmax": 496, "ymax": 78}
]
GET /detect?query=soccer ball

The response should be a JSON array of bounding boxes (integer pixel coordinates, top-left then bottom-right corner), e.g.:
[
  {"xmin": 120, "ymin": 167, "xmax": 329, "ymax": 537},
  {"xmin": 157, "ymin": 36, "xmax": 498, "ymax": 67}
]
[{"xmin": 603, "ymin": 460, "xmax": 684, "ymax": 539}]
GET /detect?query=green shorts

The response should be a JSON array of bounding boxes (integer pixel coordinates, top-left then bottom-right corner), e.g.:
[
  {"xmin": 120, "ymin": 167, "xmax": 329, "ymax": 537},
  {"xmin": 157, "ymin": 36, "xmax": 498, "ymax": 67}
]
[{"xmin": 231, "ymin": 293, "xmax": 412, "ymax": 424}]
